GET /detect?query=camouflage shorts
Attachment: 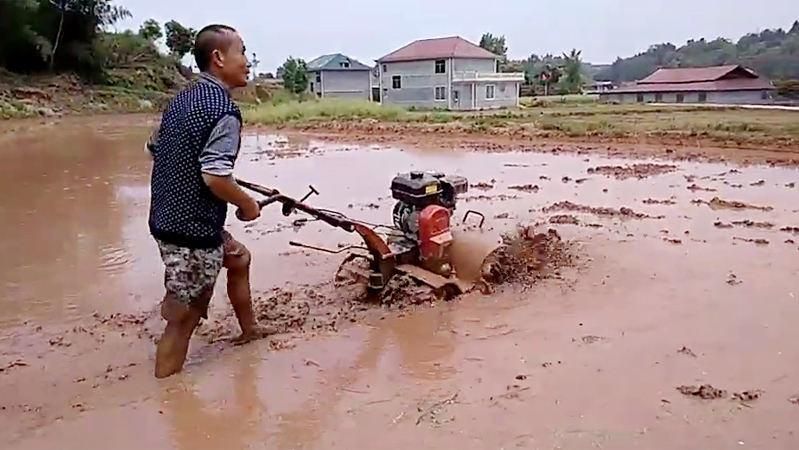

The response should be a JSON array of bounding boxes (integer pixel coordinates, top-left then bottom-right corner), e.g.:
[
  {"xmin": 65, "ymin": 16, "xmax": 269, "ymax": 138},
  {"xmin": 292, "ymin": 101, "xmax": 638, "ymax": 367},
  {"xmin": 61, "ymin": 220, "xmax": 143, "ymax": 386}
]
[{"xmin": 156, "ymin": 238, "xmax": 224, "ymax": 316}]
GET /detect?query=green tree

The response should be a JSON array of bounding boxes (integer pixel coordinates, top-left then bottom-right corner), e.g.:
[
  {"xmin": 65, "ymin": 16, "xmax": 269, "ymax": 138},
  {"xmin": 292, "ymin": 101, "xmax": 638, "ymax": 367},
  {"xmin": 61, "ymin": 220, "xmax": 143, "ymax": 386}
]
[
  {"xmin": 561, "ymin": 49, "xmax": 583, "ymax": 94},
  {"xmin": 280, "ymin": 57, "xmax": 308, "ymax": 95},
  {"xmin": 47, "ymin": 0, "xmax": 130, "ymax": 71},
  {"xmin": 164, "ymin": 20, "xmax": 195, "ymax": 59},
  {"xmin": 479, "ymin": 33, "xmax": 508, "ymax": 59},
  {"xmin": 596, "ymin": 19, "xmax": 799, "ymax": 82},
  {"xmin": 539, "ymin": 64, "xmax": 562, "ymax": 96},
  {"xmin": 139, "ymin": 19, "xmax": 162, "ymax": 43}
]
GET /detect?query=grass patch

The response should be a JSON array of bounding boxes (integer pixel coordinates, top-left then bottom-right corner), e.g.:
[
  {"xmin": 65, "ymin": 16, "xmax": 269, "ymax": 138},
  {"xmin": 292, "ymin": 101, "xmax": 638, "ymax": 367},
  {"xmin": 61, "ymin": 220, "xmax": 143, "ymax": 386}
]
[{"xmin": 243, "ymin": 99, "xmax": 407, "ymax": 125}]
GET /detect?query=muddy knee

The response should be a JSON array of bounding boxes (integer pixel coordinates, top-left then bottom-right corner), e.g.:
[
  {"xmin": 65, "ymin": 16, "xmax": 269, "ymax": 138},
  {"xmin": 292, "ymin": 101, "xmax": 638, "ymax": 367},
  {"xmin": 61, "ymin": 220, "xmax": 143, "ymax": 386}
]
[
  {"xmin": 224, "ymin": 247, "xmax": 251, "ymax": 272},
  {"xmin": 161, "ymin": 295, "xmax": 192, "ymax": 322}
]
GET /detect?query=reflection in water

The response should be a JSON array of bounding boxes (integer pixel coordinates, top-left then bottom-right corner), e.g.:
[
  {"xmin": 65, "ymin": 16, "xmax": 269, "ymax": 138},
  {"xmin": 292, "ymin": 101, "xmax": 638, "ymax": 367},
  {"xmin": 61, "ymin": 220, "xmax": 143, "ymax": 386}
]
[
  {"xmin": 272, "ymin": 309, "xmax": 456, "ymax": 450},
  {"xmin": 162, "ymin": 353, "xmax": 266, "ymax": 450},
  {"xmin": 0, "ymin": 117, "xmax": 154, "ymax": 328}
]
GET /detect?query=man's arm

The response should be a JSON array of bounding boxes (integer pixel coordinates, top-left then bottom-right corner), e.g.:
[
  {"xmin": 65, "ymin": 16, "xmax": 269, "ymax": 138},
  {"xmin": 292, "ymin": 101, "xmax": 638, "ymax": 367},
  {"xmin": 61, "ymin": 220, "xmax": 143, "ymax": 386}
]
[{"xmin": 199, "ymin": 115, "xmax": 260, "ymax": 220}]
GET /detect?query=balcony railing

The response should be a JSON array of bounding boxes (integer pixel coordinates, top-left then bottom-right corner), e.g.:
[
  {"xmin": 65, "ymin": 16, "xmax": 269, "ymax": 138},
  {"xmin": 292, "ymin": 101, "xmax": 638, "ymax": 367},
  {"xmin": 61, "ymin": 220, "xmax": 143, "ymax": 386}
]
[{"xmin": 452, "ymin": 71, "xmax": 525, "ymax": 82}]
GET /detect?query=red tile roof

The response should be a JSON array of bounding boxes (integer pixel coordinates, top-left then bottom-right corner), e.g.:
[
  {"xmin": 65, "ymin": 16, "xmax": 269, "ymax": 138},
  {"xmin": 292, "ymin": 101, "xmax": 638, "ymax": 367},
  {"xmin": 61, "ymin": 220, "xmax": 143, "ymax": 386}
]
[
  {"xmin": 640, "ymin": 65, "xmax": 749, "ymax": 83},
  {"xmin": 611, "ymin": 65, "xmax": 774, "ymax": 93},
  {"xmin": 377, "ymin": 36, "xmax": 498, "ymax": 63}
]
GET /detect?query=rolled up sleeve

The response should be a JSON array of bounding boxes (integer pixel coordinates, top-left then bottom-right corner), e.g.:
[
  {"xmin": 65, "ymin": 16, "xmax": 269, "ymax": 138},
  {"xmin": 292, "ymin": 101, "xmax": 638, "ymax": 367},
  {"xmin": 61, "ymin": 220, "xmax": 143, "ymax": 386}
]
[{"xmin": 199, "ymin": 114, "xmax": 241, "ymax": 177}]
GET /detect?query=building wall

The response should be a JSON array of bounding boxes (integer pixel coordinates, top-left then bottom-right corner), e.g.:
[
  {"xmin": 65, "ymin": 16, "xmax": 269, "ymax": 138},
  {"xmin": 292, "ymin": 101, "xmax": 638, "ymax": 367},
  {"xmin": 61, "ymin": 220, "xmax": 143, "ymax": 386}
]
[
  {"xmin": 380, "ymin": 59, "xmax": 450, "ymax": 109},
  {"xmin": 318, "ymin": 70, "xmax": 371, "ymax": 100},
  {"xmin": 308, "ymin": 71, "xmax": 323, "ymax": 97},
  {"xmin": 473, "ymin": 81, "xmax": 519, "ymax": 109},
  {"xmin": 452, "ymin": 58, "xmax": 497, "ymax": 73},
  {"xmin": 451, "ymin": 84, "xmax": 472, "ymax": 111},
  {"xmin": 707, "ymin": 90, "xmax": 772, "ymax": 104},
  {"xmin": 601, "ymin": 90, "xmax": 773, "ymax": 105},
  {"xmin": 380, "ymin": 57, "xmax": 514, "ymax": 110}
]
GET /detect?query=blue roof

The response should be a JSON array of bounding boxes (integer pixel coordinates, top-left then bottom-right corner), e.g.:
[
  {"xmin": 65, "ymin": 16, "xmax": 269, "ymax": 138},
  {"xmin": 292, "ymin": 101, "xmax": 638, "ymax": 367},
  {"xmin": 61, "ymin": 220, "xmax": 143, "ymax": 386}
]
[{"xmin": 307, "ymin": 53, "xmax": 371, "ymax": 71}]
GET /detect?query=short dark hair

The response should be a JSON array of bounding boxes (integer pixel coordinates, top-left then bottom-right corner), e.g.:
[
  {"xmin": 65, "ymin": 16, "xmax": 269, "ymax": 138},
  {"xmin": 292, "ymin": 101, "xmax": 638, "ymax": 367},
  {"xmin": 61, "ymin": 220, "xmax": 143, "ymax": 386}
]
[{"xmin": 193, "ymin": 24, "xmax": 237, "ymax": 72}]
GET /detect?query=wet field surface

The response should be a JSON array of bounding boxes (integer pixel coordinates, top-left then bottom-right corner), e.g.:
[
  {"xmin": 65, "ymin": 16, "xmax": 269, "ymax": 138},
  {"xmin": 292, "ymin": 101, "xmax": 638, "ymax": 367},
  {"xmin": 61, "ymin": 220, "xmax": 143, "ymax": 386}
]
[{"xmin": 1, "ymin": 116, "xmax": 798, "ymax": 449}]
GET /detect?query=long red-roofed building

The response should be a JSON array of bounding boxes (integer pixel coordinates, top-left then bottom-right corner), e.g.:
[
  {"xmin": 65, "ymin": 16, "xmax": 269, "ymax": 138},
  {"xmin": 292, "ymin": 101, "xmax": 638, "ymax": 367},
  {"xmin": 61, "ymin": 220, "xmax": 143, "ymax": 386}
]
[{"xmin": 600, "ymin": 65, "xmax": 776, "ymax": 105}]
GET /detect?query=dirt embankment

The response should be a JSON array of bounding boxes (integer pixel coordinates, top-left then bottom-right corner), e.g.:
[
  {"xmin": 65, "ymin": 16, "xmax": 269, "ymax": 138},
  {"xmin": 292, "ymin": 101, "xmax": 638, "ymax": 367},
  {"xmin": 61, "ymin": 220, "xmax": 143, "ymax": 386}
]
[{"xmin": 277, "ymin": 117, "xmax": 799, "ymax": 160}]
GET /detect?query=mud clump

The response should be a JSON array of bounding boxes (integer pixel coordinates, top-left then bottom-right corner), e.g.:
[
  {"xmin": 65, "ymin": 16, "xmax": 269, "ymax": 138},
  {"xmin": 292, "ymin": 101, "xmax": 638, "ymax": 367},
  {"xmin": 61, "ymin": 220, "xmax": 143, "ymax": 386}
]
[
  {"xmin": 727, "ymin": 273, "xmax": 743, "ymax": 285},
  {"xmin": 714, "ymin": 221, "xmax": 734, "ymax": 229},
  {"xmin": 732, "ymin": 220, "xmax": 774, "ymax": 229},
  {"xmin": 733, "ymin": 390, "xmax": 764, "ymax": 402},
  {"xmin": 549, "ymin": 214, "xmax": 579, "ymax": 225},
  {"xmin": 694, "ymin": 197, "xmax": 774, "ymax": 212},
  {"xmin": 687, "ymin": 184, "xmax": 717, "ymax": 192},
  {"xmin": 781, "ymin": 226, "xmax": 799, "ymax": 235},
  {"xmin": 587, "ymin": 163, "xmax": 678, "ymax": 180},
  {"xmin": 543, "ymin": 201, "xmax": 664, "ymax": 220},
  {"xmin": 508, "ymin": 184, "xmax": 540, "ymax": 193},
  {"xmin": 471, "ymin": 182, "xmax": 494, "ymax": 191},
  {"xmin": 463, "ymin": 194, "xmax": 519, "ymax": 203},
  {"xmin": 733, "ymin": 237, "xmax": 770, "ymax": 246},
  {"xmin": 379, "ymin": 274, "xmax": 439, "ymax": 308},
  {"xmin": 643, "ymin": 198, "xmax": 676, "ymax": 205},
  {"xmin": 677, "ymin": 384, "xmax": 727, "ymax": 400},
  {"xmin": 483, "ymin": 227, "xmax": 573, "ymax": 286}
]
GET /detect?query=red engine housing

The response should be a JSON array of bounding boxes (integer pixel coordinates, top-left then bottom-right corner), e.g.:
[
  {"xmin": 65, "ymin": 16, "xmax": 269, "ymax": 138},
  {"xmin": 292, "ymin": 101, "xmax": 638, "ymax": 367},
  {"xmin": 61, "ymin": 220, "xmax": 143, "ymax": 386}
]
[{"xmin": 418, "ymin": 205, "xmax": 453, "ymax": 260}]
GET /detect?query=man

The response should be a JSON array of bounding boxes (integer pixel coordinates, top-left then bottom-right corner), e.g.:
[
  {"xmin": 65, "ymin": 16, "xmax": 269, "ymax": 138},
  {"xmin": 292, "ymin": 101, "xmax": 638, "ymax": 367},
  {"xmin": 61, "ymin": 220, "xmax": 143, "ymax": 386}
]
[{"xmin": 146, "ymin": 24, "xmax": 267, "ymax": 378}]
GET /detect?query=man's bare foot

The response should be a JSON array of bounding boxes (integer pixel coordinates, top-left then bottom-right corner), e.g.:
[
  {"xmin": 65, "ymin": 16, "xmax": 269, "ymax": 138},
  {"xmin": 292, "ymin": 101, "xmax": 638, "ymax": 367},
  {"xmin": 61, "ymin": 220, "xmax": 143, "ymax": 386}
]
[{"xmin": 231, "ymin": 324, "xmax": 278, "ymax": 345}]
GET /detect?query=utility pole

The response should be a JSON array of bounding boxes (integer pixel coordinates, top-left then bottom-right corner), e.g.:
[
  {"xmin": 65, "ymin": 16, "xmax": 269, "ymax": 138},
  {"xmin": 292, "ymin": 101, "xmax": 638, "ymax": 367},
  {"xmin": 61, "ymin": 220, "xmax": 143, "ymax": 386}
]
[{"xmin": 251, "ymin": 52, "xmax": 261, "ymax": 80}]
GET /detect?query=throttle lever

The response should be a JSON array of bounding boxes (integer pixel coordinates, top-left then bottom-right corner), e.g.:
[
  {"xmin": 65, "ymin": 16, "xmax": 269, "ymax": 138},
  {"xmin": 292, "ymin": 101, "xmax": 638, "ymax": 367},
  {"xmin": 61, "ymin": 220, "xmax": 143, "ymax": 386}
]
[{"xmin": 300, "ymin": 185, "xmax": 320, "ymax": 203}]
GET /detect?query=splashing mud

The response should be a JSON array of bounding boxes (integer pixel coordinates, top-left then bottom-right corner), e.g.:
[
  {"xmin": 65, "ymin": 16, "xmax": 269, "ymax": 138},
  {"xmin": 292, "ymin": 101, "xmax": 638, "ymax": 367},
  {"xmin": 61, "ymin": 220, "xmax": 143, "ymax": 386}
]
[{"xmin": 482, "ymin": 227, "xmax": 575, "ymax": 286}]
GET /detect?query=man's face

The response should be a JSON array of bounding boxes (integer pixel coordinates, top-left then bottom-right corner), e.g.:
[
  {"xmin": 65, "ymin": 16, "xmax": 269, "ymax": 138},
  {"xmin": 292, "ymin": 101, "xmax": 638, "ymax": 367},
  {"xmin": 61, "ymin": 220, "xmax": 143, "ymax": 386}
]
[{"xmin": 215, "ymin": 32, "xmax": 250, "ymax": 88}]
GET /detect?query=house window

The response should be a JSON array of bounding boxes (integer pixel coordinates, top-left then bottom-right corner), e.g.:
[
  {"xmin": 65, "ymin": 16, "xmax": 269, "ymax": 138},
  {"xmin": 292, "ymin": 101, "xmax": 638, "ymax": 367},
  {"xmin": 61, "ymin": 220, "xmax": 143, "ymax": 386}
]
[
  {"xmin": 315, "ymin": 73, "xmax": 321, "ymax": 83},
  {"xmin": 435, "ymin": 59, "xmax": 446, "ymax": 74},
  {"xmin": 434, "ymin": 86, "xmax": 446, "ymax": 101},
  {"xmin": 698, "ymin": 92, "xmax": 707, "ymax": 103},
  {"xmin": 382, "ymin": 64, "xmax": 387, "ymax": 72},
  {"xmin": 655, "ymin": 93, "xmax": 663, "ymax": 102},
  {"xmin": 761, "ymin": 91, "xmax": 769, "ymax": 100},
  {"xmin": 636, "ymin": 93, "xmax": 644, "ymax": 103},
  {"xmin": 340, "ymin": 61, "xmax": 350, "ymax": 68},
  {"xmin": 392, "ymin": 75, "xmax": 401, "ymax": 89},
  {"xmin": 676, "ymin": 93, "xmax": 685, "ymax": 103},
  {"xmin": 485, "ymin": 85, "xmax": 495, "ymax": 100}
]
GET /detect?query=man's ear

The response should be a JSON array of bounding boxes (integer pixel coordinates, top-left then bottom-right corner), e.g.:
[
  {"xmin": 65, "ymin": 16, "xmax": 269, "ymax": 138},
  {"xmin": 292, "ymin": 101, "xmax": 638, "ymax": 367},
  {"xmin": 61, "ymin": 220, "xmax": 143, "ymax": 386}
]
[{"xmin": 211, "ymin": 49, "xmax": 224, "ymax": 68}]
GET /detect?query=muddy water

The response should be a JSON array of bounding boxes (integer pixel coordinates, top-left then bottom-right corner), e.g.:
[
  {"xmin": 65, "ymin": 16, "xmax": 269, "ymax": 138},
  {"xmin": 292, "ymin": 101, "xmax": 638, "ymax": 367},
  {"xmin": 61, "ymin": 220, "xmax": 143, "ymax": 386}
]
[{"xmin": 2, "ymin": 116, "xmax": 799, "ymax": 449}]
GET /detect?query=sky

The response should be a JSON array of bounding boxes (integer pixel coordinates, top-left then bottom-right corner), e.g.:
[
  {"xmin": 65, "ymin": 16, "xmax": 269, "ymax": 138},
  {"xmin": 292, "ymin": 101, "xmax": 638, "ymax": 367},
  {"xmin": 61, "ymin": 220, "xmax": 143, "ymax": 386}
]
[{"xmin": 116, "ymin": 0, "xmax": 799, "ymax": 73}]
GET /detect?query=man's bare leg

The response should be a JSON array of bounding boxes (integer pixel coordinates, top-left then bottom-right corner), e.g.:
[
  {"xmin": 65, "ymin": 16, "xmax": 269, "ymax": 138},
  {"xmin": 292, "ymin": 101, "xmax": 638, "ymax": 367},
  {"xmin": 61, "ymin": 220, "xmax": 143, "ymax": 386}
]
[
  {"xmin": 223, "ymin": 238, "xmax": 272, "ymax": 343},
  {"xmin": 155, "ymin": 296, "xmax": 203, "ymax": 378}
]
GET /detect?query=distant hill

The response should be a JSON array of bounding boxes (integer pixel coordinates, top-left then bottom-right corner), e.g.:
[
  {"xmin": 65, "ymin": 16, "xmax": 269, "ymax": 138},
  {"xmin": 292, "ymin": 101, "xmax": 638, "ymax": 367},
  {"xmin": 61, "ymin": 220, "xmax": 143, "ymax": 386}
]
[{"xmin": 596, "ymin": 20, "xmax": 799, "ymax": 82}]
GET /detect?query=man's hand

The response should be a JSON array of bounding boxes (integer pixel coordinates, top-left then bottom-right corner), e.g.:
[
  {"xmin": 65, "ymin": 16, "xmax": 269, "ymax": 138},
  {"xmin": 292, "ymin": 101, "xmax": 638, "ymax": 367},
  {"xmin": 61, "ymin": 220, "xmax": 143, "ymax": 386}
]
[
  {"xmin": 236, "ymin": 197, "xmax": 261, "ymax": 222},
  {"xmin": 202, "ymin": 173, "xmax": 261, "ymax": 221}
]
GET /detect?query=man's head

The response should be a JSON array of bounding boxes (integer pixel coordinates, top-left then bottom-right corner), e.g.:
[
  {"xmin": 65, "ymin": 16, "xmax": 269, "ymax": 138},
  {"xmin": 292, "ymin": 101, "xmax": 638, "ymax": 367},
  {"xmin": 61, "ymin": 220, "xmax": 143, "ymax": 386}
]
[{"xmin": 193, "ymin": 24, "xmax": 250, "ymax": 89}]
